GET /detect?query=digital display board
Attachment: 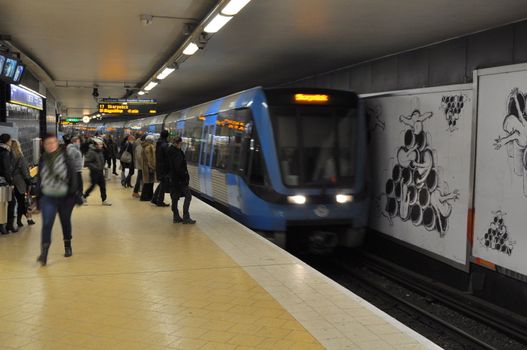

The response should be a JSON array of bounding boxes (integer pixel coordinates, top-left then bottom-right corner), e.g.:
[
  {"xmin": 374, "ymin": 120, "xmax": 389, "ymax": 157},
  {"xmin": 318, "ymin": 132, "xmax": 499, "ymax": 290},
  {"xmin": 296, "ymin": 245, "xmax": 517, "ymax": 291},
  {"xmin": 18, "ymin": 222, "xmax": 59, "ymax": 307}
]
[
  {"xmin": 13, "ymin": 65, "xmax": 25, "ymax": 83},
  {"xmin": 98, "ymin": 103, "xmax": 157, "ymax": 115},
  {"xmin": 0, "ymin": 54, "xmax": 5, "ymax": 74},
  {"xmin": 9, "ymin": 84, "xmax": 44, "ymax": 110},
  {"xmin": 2, "ymin": 58, "xmax": 18, "ymax": 79}
]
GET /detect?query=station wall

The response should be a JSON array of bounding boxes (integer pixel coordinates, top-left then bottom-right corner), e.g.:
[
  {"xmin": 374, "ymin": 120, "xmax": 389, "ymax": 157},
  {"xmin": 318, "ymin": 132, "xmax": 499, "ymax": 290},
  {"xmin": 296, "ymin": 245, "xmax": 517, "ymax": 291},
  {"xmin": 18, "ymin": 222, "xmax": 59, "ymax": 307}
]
[{"xmin": 281, "ymin": 20, "xmax": 527, "ymax": 94}]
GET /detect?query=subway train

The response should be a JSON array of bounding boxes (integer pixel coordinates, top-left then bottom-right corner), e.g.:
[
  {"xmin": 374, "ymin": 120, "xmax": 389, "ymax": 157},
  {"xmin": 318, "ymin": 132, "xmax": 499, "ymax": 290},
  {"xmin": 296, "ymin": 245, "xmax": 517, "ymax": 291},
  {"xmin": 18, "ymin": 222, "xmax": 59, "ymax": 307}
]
[{"xmin": 82, "ymin": 87, "xmax": 369, "ymax": 249}]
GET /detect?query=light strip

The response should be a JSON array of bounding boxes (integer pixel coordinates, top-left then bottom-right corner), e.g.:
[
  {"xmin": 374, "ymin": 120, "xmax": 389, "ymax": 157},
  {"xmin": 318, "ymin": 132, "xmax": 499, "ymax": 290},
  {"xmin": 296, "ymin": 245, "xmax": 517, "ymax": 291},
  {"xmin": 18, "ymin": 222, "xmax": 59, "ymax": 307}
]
[
  {"xmin": 156, "ymin": 66, "xmax": 176, "ymax": 80},
  {"xmin": 144, "ymin": 81, "xmax": 158, "ymax": 91},
  {"xmin": 222, "ymin": 0, "xmax": 251, "ymax": 15},
  {"xmin": 183, "ymin": 42, "xmax": 199, "ymax": 56},
  {"xmin": 204, "ymin": 13, "xmax": 233, "ymax": 33}
]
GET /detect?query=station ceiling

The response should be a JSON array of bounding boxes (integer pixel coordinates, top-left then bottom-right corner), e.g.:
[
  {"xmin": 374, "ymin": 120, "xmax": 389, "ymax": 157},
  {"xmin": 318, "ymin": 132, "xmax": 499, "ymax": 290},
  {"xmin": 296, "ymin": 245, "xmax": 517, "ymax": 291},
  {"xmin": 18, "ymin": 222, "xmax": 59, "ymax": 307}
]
[{"xmin": 1, "ymin": 0, "xmax": 527, "ymax": 116}]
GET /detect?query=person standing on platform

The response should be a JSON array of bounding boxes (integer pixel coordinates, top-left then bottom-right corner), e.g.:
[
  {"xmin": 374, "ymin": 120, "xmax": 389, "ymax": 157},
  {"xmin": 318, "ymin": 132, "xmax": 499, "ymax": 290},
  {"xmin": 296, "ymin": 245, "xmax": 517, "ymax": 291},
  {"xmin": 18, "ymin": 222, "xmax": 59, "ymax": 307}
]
[
  {"xmin": 152, "ymin": 130, "xmax": 170, "ymax": 207},
  {"xmin": 132, "ymin": 135, "xmax": 145, "ymax": 198},
  {"xmin": 83, "ymin": 137, "xmax": 112, "ymax": 206},
  {"xmin": 0, "ymin": 133, "xmax": 17, "ymax": 234},
  {"xmin": 140, "ymin": 135, "xmax": 156, "ymax": 202},
  {"xmin": 67, "ymin": 136, "xmax": 84, "ymax": 194},
  {"xmin": 104, "ymin": 135, "xmax": 118, "ymax": 176},
  {"xmin": 36, "ymin": 134, "xmax": 81, "ymax": 266},
  {"xmin": 119, "ymin": 135, "xmax": 135, "ymax": 188},
  {"xmin": 168, "ymin": 137, "xmax": 195, "ymax": 224},
  {"xmin": 11, "ymin": 139, "xmax": 35, "ymax": 228}
]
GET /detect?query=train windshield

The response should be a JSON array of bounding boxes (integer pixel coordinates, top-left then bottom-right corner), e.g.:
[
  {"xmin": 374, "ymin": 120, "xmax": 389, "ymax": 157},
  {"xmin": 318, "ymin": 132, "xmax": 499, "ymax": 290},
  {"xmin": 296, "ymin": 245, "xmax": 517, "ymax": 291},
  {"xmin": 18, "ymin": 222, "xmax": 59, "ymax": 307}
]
[{"xmin": 270, "ymin": 105, "xmax": 356, "ymax": 187}]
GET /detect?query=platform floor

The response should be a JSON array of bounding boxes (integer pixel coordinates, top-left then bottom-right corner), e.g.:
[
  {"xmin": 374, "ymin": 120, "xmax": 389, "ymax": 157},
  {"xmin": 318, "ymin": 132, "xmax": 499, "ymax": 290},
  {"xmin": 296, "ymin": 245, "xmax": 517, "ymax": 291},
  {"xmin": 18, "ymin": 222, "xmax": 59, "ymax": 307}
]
[{"xmin": 0, "ymin": 174, "xmax": 441, "ymax": 350}]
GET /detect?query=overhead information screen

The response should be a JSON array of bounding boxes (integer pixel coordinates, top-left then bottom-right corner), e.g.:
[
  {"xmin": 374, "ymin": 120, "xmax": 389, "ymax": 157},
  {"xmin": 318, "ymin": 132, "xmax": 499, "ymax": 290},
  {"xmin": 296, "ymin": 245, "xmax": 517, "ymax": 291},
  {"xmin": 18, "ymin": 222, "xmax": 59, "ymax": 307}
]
[
  {"xmin": 9, "ymin": 84, "xmax": 44, "ymax": 110},
  {"xmin": 98, "ymin": 99, "xmax": 157, "ymax": 115},
  {"xmin": 2, "ymin": 58, "xmax": 18, "ymax": 79}
]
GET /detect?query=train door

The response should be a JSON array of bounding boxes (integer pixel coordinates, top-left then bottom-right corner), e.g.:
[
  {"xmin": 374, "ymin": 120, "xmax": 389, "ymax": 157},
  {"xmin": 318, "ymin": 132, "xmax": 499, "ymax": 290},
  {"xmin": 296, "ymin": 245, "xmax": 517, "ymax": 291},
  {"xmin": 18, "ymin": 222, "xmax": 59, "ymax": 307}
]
[{"xmin": 198, "ymin": 115, "xmax": 217, "ymax": 197}]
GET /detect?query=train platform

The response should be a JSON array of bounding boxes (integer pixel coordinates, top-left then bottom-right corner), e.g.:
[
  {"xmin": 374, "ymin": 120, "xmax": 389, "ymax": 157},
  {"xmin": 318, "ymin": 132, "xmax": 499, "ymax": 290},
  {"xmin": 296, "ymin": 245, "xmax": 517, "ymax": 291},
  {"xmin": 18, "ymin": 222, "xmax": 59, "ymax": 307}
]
[{"xmin": 0, "ymin": 176, "xmax": 441, "ymax": 350}]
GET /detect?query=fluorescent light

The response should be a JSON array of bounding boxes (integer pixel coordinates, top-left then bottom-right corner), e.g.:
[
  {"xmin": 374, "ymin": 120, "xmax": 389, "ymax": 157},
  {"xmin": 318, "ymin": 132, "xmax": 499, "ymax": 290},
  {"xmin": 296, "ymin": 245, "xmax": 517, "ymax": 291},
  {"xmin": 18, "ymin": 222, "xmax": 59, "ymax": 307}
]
[
  {"xmin": 183, "ymin": 42, "xmax": 199, "ymax": 55},
  {"xmin": 144, "ymin": 81, "xmax": 158, "ymax": 91},
  {"xmin": 204, "ymin": 14, "xmax": 233, "ymax": 33},
  {"xmin": 222, "ymin": 0, "xmax": 251, "ymax": 15},
  {"xmin": 138, "ymin": 91, "xmax": 145, "ymax": 96},
  {"xmin": 156, "ymin": 66, "xmax": 176, "ymax": 80},
  {"xmin": 336, "ymin": 194, "xmax": 353, "ymax": 204},
  {"xmin": 288, "ymin": 195, "xmax": 306, "ymax": 205}
]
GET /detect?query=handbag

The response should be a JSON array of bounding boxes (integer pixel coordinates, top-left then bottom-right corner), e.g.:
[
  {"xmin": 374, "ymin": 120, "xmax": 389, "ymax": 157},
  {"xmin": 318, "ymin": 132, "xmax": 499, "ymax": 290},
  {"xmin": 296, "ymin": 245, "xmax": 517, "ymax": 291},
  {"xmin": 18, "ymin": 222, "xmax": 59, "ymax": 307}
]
[{"xmin": 120, "ymin": 150, "xmax": 132, "ymax": 164}]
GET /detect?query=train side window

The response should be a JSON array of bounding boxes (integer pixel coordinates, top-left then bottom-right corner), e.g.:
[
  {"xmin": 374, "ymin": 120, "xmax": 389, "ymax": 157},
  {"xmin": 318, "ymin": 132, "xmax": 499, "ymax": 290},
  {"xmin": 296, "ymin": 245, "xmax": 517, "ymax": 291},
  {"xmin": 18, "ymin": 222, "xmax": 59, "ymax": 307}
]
[
  {"xmin": 230, "ymin": 108, "xmax": 253, "ymax": 175},
  {"xmin": 212, "ymin": 115, "xmax": 232, "ymax": 171},
  {"xmin": 181, "ymin": 117, "xmax": 203, "ymax": 164}
]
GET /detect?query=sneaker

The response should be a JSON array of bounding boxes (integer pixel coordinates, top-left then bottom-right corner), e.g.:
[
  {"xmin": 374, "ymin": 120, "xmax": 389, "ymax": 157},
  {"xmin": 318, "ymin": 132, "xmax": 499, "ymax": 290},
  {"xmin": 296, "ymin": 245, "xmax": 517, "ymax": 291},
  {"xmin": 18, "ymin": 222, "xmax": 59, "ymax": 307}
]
[
  {"xmin": 102, "ymin": 200, "xmax": 112, "ymax": 206},
  {"xmin": 183, "ymin": 218, "xmax": 196, "ymax": 225}
]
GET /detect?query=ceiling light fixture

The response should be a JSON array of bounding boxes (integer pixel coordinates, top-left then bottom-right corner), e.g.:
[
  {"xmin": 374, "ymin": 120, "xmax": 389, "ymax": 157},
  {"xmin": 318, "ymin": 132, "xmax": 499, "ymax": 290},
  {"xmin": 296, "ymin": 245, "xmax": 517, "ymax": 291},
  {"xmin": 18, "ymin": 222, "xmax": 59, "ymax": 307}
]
[
  {"xmin": 204, "ymin": 14, "xmax": 233, "ymax": 33},
  {"xmin": 221, "ymin": 0, "xmax": 252, "ymax": 16},
  {"xmin": 183, "ymin": 42, "xmax": 199, "ymax": 55},
  {"xmin": 156, "ymin": 66, "xmax": 176, "ymax": 80},
  {"xmin": 138, "ymin": 91, "xmax": 145, "ymax": 96},
  {"xmin": 144, "ymin": 81, "xmax": 158, "ymax": 91}
]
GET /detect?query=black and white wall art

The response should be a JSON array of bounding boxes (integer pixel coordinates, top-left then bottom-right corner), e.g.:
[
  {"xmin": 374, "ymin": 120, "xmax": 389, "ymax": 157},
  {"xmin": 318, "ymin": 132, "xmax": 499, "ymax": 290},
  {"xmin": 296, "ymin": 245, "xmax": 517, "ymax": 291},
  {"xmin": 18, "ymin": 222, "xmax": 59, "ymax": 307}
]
[
  {"xmin": 474, "ymin": 64, "xmax": 527, "ymax": 276},
  {"xmin": 366, "ymin": 86, "xmax": 473, "ymax": 266}
]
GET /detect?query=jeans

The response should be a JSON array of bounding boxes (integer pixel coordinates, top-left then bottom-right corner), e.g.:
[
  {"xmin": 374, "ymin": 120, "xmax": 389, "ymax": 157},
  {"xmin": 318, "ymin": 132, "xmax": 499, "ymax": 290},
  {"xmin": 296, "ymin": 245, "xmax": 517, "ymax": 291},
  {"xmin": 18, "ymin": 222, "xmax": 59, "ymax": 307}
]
[
  {"xmin": 152, "ymin": 177, "xmax": 168, "ymax": 204},
  {"xmin": 170, "ymin": 186, "xmax": 192, "ymax": 219},
  {"xmin": 133, "ymin": 170, "xmax": 143, "ymax": 194},
  {"xmin": 84, "ymin": 171, "xmax": 107, "ymax": 201},
  {"xmin": 40, "ymin": 195, "xmax": 75, "ymax": 245}
]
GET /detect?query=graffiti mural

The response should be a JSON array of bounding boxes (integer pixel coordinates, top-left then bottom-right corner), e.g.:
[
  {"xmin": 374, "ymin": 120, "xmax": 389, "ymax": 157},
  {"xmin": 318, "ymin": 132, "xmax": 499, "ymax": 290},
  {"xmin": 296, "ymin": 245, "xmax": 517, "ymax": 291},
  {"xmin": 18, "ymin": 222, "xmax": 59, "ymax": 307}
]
[
  {"xmin": 479, "ymin": 211, "xmax": 515, "ymax": 256},
  {"xmin": 377, "ymin": 109, "xmax": 460, "ymax": 236},
  {"xmin": 440, "ymin": 94, "xmax": 469, "ymax": 132}
]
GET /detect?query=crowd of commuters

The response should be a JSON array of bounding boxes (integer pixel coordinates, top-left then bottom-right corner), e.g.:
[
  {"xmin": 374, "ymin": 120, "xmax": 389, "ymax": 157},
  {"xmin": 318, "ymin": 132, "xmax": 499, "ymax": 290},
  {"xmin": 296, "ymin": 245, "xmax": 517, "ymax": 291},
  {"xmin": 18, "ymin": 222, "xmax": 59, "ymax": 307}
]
[{"xmin": 0, "ymin": 129, "xmax": 195, "ymax": 267}]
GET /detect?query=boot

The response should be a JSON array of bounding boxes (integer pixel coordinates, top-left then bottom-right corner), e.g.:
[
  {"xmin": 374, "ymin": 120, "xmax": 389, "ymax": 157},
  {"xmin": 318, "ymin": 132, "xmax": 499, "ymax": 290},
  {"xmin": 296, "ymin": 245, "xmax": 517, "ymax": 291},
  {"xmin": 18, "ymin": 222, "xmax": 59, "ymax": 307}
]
[
  {"xmin": 6, "ymin": 221, "xmax": 18, "ymax": 233},
  {"xmin": 37, "ymin": 243, "xmax": 51, "ymax": 266},
  {"xmin": 27, "ymin": 219, "xmax": 36, "ymax": 225},
  {"xmin": 183, "ymin": 217, "xmax": 196, "ymax": 225},
  {"xmin": 17, "ymin": 216, "xmax": 24, "ymax": 227},
  {"xmin": 64, "ymin": 240, "xmax": 73, "ymax": 257},
  {"xmin": 0, "ymin": 224, "xmax": 8, "ymax": 235}
]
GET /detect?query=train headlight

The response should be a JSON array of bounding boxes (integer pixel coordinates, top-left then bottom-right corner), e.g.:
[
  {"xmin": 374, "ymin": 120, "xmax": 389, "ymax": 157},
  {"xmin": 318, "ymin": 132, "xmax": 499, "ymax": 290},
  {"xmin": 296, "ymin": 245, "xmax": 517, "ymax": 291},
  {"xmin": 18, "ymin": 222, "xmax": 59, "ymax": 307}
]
[
  {"xmin": 336, "ymin": 194, "xmax": 353, "ymax": 204},
  {"xmin": 288, "ymin": 195, "xmax": 306, "ymax": 205}
]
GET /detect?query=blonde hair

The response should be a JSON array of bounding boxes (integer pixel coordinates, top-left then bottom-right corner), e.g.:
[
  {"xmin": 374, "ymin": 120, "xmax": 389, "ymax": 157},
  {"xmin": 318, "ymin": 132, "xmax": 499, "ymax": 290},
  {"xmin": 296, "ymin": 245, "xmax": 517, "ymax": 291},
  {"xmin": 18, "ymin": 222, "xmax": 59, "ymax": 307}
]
[{"xmin": 11, "ymin": 139, "xmax": 23, "ymax": 158}]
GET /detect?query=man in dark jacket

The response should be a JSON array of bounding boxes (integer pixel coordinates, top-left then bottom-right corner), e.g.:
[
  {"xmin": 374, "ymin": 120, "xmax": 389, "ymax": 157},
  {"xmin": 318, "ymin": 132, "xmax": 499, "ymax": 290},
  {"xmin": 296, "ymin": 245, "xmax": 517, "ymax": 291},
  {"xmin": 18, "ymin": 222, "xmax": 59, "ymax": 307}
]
[
  {"xmin": 83, "ymin": 138, "xmax": 111, "ymax": 206},
  {"xmin": 152, "ymin": 130, "xmax": 170, "ymax": 207},
  {"xmin": 104, "ymin": 135, "xmax": 118, "ymax": 175},
  {"xmin": 168, "ymin": 137, "xmax": 195, "ymax": 224},
  {"xmin": 0, "ymin": 133, "xmax": 17, "ymax": 234}
]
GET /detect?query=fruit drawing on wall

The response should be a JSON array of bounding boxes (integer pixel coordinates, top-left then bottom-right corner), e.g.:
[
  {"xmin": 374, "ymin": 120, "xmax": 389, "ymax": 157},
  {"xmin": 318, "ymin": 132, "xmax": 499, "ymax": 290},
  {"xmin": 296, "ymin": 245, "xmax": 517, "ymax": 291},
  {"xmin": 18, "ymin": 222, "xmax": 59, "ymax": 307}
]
[
  {"xmin": 493, "ymin": 88, "xmax": 527, "ymax": 197},
  {"xmin": 440, "ymin": 94, "xmax": 469, "ymax": 132},
  {"xmin": 376, "ymin": 108, "xmax": 460, "ymax": 236},
  {"xmin": 479, "ymin": 210, "xmax": 515, "ymax": 256},
  {"xmin": 366, "ymin": 103, "xmax": 385, "ymax": 141}
]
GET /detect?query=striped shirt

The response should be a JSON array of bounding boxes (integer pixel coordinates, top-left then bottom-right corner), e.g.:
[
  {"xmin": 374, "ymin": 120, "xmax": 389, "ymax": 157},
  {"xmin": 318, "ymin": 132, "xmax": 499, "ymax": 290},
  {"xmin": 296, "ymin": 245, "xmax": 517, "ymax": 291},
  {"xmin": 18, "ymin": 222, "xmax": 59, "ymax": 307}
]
[{"xmin": 40, "ymin": 151, "xmax": 69, "ymax": 197}]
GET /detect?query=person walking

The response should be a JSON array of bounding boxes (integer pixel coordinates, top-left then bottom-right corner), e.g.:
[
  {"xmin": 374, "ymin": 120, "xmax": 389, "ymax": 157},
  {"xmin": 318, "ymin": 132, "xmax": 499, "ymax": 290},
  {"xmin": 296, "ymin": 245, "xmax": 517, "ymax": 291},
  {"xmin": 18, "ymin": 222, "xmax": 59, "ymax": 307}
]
[
  {"xmin": 11, "ymin": 139, "xmax": 35, "ymax": 227},
  {"xmin": 83, "ymin": 138, "xmax": 112, "ymax": 206},
  {"xmin": 104, "ymin": 135, "xmax": 118, "ymax": 175},
  {"xmin": 140, "ymin": 135, "xmax": 156, "ymax": 202},
  {"xmin": 0, "ymin": 133, "xmax": 17, "ymax": 234},
  {"xmin": 67, "ymin": 136, "xmax": 84, "ymax": 194},
  {"xmin": 152, "ymin": 130, "xmax": 170, "ymax": 207},
  {"xmin": 36, "ymin": 134, "xmax": 81, "ymax": 266},
  {"xmin": 132, "ymin": 135, "xmax": 145, "ymax": 198},
  {"xmin": 168, "ymin": 137, "xmax": 195, "ymax": 224},
  {"xmin": 119, "ymin": 135, "xmax": 135, "ymax": 188}
]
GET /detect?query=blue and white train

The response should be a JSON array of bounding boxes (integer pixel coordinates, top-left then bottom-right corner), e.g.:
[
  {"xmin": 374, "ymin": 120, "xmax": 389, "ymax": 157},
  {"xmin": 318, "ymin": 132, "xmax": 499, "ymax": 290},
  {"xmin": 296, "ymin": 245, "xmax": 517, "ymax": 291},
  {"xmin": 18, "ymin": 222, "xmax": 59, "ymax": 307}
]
[{"xmin": 90, "ymin": 87, "xmax": 369, "ymax": 249}]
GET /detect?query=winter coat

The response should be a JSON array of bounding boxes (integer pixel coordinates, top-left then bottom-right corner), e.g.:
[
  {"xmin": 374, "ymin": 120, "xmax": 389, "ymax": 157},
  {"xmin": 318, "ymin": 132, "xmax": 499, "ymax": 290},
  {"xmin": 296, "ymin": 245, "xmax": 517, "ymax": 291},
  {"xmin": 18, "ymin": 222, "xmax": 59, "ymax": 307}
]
[
  {"xmin": 104, "ymin": 139, "xmax": 118, "ymax": 159},
  {"xmin": 12, "ymin": 154, "xmax": 31, "ymax": 193},
  {"xmin": 141, "ymin": 141, "xmax": 156, "ymax": 184},
  {"xmin": 133, "ymin": 139, "xmax": 143, "ymax": 171},
  {"xmin": 36, "ymin": 149, "xmax": 80, "ymax": 199},
  {"xmin": 0, "ymin": 144, "xmax": 13, "ymax": 184},
  {"xmin": 155, "ymin": 137, "xmax": 169, "ymax": 181},
  {"xmin": 66, "ymin": 143, "xmax": 83, "ymax": 173},
  {"xmin": 168, "ymin": 144, "xmax": 190, "ymax": 194},
  {"xmin": 84, "ymin": 146, "xmax": 106, "ymax": 173}
]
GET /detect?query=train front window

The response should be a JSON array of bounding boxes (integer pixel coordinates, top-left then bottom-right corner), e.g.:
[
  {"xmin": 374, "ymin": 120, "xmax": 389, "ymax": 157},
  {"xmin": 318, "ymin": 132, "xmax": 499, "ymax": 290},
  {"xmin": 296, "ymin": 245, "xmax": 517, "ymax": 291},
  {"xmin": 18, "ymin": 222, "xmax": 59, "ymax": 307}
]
[{"xmin": 271, "ymin": 106, "xmax": 356, "ymax": 187}]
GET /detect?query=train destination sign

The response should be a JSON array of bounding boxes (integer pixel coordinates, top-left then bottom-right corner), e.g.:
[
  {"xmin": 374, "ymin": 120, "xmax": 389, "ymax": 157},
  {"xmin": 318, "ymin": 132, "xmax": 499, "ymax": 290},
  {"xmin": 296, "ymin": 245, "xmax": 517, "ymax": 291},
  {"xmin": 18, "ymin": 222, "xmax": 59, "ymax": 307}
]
[{"xmin": 98, "ymin": 102, "xmax": 157, "ymax": 115}]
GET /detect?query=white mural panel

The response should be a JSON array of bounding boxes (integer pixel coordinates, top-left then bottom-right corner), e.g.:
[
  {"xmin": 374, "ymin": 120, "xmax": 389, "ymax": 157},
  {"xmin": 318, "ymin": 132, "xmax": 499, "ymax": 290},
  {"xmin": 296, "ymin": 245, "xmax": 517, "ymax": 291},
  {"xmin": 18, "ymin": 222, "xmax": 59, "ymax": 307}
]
[
  {"xmin": 474, "ymin": 65, "xmax": 527, "ymax": 276},
  {"xmin": 366, "ymin": 86, "xmax": 473, "ymax": 266}
]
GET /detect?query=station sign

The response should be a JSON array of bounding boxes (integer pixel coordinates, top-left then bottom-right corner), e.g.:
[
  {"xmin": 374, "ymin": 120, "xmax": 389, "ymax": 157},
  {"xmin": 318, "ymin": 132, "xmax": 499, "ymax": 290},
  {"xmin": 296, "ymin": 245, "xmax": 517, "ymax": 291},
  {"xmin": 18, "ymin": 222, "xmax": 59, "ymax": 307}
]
[
  {"xmin": 98, "ymin": 103, "xmax": 157, "ymax": 115},
  {"xmin": 9, "ymin": 84, "xmax": 44, "ymax": 110}
]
